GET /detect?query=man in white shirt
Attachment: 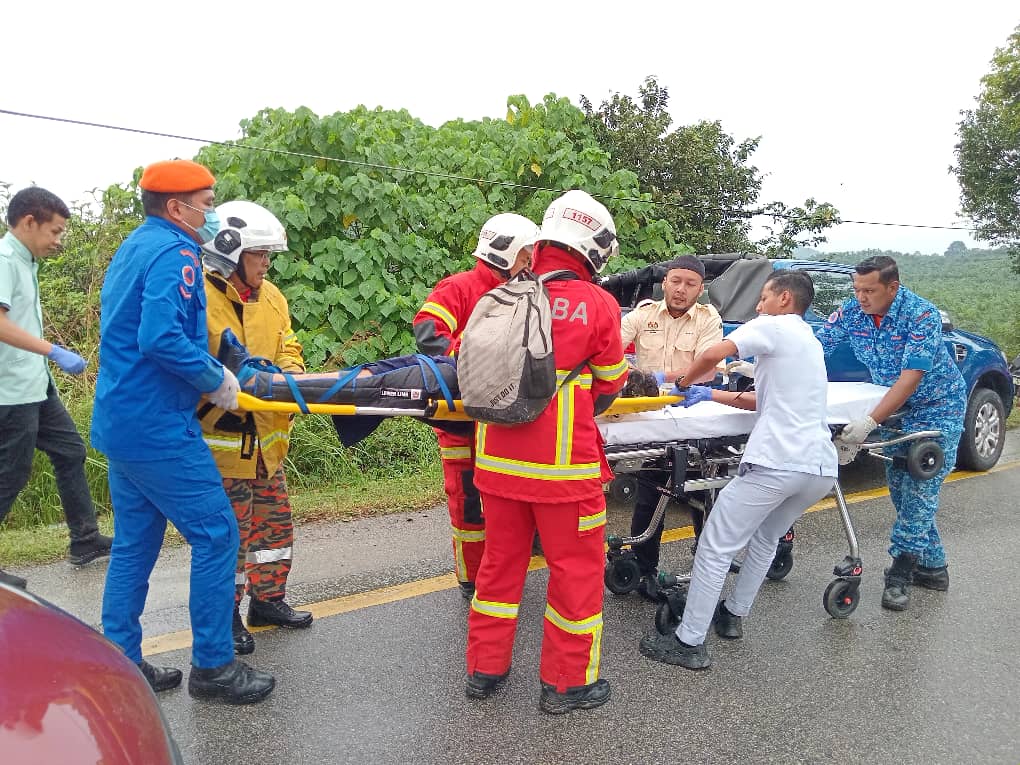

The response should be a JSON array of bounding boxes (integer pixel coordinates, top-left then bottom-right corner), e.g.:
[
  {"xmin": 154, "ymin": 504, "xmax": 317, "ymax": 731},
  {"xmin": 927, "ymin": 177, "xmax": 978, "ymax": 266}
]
[{"xmin": 639, "ymin": 270, "xmax": 837, "ymax": 669}]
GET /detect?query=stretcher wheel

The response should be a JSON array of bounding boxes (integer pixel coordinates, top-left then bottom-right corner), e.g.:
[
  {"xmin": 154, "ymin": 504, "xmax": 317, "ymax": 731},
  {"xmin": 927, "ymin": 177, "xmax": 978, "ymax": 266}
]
[
  {"xmin": 608, "ymin": 476, "xmax": 639, "ymax": 504},
  {"xmin": 823, "ymin": 578, "xmax": 860, "ymax": 618},
  {"xmin": 604, "ymin": 557, "xmax": 641, "ymax": 594},
  {"xmin": 765, "ymin": 552, "xmax": 793, "ymax": 581},
  {"xmin": 654, "ymin": 591, "xmax": 686, "ymax": 635},
  {"xmin": 906, "ymin": 440, "xmax": 944, "ymax": 481}
]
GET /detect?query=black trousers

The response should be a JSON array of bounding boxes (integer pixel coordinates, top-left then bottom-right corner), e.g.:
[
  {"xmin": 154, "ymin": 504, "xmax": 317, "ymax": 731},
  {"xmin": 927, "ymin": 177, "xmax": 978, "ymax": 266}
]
[
  {"xmin": 0, "ymin": 383, "xmax": 99, "ymax": 543},
  {"xmin": 629, "ymin": 471, "xmax": 704, "ymax": 575}
]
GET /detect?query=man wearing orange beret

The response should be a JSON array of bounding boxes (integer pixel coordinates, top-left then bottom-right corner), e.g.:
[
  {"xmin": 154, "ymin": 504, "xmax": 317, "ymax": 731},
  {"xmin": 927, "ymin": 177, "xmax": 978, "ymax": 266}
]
[{"xmin": 92, "ymin": 158, "xmax": 276, "ymax": 705}]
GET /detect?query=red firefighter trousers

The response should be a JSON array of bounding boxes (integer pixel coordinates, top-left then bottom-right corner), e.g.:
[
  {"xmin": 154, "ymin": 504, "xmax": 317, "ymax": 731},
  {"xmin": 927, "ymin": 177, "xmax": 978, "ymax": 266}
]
[
  {"xmin": 437, "ymin": 430, "xmax": 485, "ymax": 584},
  {"xmin": 466, "ymin": 492, "xmax": 606, "ymax": 692}
]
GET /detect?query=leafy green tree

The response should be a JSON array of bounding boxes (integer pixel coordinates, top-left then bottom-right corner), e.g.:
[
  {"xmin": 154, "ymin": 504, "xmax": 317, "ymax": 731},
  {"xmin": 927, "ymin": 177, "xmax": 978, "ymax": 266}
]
[
  {"xmin": 197, "ymin": 96, "xmax": 677, "ymax": 367},
  {"xmin": 945, "ymin": 240, "xmax": 969, "ymax": 257},
  {"xmin": 953, "ymin": 25, "xmax": 1020, "ymax": 271},
  {"xmin": 581, "ymin": 76, "xmax": 839, "ymax": 257}
]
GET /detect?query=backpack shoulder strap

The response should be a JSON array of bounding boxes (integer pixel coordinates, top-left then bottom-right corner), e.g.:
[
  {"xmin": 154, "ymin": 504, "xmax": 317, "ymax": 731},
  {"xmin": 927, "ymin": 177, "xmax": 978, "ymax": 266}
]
[{"xmin": 538, "ymin": 269, "xmax": 579, "ymax": 284}]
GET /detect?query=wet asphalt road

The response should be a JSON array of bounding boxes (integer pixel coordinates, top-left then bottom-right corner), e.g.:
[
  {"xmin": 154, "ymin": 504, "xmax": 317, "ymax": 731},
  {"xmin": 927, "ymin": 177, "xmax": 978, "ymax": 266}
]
[{"xmin": 14, "ymin": 451, "xmax": 1020, "ymax": 764}]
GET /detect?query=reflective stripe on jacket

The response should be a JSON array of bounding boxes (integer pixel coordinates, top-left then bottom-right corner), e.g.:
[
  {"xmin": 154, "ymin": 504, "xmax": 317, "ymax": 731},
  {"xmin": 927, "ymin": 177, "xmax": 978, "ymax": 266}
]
[
  {"xmin": 472, "ymin": 248, "xmax": 628, "ymax": 503},
  {"xmin": 200, "ymin": 272, "xmax": 304, "ymax": 478}
]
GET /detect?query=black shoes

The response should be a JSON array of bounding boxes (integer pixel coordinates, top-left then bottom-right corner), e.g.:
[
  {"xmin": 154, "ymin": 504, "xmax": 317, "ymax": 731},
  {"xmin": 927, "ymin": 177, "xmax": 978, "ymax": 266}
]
[
  {"xmin": 233, "ymin": 606, "xmax": 255, "ymax": 655},
  {"xmin": 539, "ymin": 679, "xmax": 611, "ymax": 714},
  {"xmin": 459, "ymin": 581, "xmax": 476, "ymax": 600},
  {"xmin": 248, "ymin": 597, "xmax": 313, "ymax": 628},
  {"xmin": 188, "ymin": 659, "xmax": 275, "ymax": 704},
  {"xmin": 882, "ymin": 552, "xmax": 918, "ymax": 611},
  {"xmin": 639, "ymin": 631, "xmax": 712, "ymax": 670},
  {"xmin": 68, "ymin": 534, "xmax": 113, "ymax": 566},
  {"xmin": 713, "ymin": 601, "xmax": 743, "ymax": 639},
  {"xmin": 913, "ymin": 564, "xmax": 949, "ymax": 591},
  {"xmin": 637, "ymin": 573, "xmax": 668, "ymax": 603},
  {"xmin": 0, "ymin": 568, "xmax": 27, "ymax": 589},
  {"xmin": 138, "ymin": 660, "xmax": 183, "ymax": 692},
  {"xmin": 465, "ymin": 669, "xmax": 510, "ymax": 699}
]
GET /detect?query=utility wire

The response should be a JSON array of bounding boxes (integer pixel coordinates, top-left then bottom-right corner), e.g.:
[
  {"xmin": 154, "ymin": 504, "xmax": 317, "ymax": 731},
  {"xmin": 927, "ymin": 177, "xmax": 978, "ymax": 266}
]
[{"xmin": 0, "ymin": 107, "xmax": 985, "ymax": 232}]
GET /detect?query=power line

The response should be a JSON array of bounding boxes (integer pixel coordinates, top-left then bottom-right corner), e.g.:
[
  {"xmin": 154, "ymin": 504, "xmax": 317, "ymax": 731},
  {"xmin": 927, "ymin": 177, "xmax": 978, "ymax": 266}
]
[{"xmin": 0, "ymin": 107, "xmax": 985, "ymax": 233}]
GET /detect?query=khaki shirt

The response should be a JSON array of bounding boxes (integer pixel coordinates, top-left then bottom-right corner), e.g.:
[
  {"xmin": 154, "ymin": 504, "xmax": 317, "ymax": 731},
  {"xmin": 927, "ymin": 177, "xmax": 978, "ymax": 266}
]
[{"xmin": 621, "ymin": 300, "xmax": 724, "ymax": 376}]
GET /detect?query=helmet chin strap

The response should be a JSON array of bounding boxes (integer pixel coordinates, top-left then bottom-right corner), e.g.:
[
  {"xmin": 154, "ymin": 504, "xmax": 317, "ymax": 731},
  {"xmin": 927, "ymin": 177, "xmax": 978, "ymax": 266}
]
[{"xmin": 234, "ymin": 259, "xmax": 260, "ymax": 291}]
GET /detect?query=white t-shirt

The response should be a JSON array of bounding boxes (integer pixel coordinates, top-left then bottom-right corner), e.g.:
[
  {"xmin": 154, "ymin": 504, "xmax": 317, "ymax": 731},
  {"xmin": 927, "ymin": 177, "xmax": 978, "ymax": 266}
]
[{"xmin": 728, "ymin": 314, "xmax": 838, "ymax": 477}]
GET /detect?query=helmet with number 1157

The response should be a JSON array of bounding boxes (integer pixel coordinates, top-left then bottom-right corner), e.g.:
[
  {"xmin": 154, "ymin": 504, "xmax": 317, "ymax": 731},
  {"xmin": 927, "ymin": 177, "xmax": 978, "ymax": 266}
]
[{"xmin": 537, "ymin": 190, "xmax": 619, "ymax": 274}]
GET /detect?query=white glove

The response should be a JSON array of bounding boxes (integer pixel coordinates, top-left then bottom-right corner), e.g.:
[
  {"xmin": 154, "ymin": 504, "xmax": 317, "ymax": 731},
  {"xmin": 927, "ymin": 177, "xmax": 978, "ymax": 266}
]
[
  {"xmin": 836, "ymin": 441, "xmax": 861, "ymax": 465},
  {"xmin": 726, "ymin": 360, "xmax": 755, "ymax": 378},
  {"xmin": 208, "ymin": 367, "xmax": 240, "ymax": 411},
  {"xmin": 837, "ymin": 415, "xmax": 877, "ymax": 445}
]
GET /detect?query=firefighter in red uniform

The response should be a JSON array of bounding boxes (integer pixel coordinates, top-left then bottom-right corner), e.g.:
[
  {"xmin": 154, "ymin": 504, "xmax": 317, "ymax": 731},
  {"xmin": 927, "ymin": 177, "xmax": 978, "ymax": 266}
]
[
  {"xmin": 413, "ymin": 214, "xmax": 539, "ymax": 599},
  {"xmin": 465, "ymin": 190, "xmax": 628, "ymax": 714}
]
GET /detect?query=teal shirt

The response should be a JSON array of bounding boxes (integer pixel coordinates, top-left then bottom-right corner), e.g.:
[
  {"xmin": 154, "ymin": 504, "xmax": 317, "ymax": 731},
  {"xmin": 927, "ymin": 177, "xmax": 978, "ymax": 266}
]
[{"xmin": 0, "ymin": 231, "xmax": 49, "ymax": 405}]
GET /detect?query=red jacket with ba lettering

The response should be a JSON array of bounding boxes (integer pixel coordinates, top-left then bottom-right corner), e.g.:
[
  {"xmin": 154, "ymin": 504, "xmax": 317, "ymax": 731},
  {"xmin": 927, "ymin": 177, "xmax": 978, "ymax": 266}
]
[
  {"xmin": 413, "ymin": 261, "xmax": 502, "ymax": 357},
  {"xmin": 473, "ymin": 246, "xmax": 628, "ymax": 503}
]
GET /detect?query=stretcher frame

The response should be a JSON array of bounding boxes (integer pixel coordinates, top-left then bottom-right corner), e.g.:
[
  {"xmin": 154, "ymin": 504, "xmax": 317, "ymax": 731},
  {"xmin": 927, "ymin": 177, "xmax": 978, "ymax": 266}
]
[{"xmin": 601, "ymin": 425, "xmax": 944, "ymax": 623}]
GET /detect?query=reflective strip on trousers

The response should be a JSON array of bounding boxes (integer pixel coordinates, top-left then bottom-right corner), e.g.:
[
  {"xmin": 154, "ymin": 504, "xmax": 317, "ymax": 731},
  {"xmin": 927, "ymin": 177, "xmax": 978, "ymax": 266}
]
[
  {"xmin": 246, "ymin": 546, "xmax": 293, "ymax": 564},
  {"xmin": 578, "ymin": 508, "xmax": 607, "ymax": 532},
  {"xmin": 441, "ymin": 446, "xmax": 472, "ymax": 460},
  {"xmin": 544, "ymin": 604, "xmax": 604, "ymax": 685},
  {"xmin": 474, "ymin": 452, "xmax": 601, "ymax": 481},
  {"xmin": 452, "ymin": 526, "xmax": 486, "ymax": 542},
  {"xmin": 471, "ymin": 597, "xmax": 519, "ymax": 620}
]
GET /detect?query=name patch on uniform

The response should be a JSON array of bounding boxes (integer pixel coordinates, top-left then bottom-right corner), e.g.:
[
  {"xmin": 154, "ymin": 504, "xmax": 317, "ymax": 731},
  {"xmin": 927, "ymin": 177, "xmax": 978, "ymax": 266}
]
[{"xmin": 380, "ymin": 388, "xmax": 423, "ymax": 400}]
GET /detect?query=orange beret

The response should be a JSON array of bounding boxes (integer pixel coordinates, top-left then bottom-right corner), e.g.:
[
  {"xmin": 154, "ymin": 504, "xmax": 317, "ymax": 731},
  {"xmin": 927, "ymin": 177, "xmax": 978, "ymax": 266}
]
[{"xmin": 139, "ymin": 159, "xmax": 216, "ymax": 193}]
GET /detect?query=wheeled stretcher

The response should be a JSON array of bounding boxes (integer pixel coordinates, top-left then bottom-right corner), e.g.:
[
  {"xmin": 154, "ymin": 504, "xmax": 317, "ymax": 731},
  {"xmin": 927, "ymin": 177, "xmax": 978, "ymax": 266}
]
[{"xmin": 596, "ymin": 382, "xmax": 946, "ymax": 621}]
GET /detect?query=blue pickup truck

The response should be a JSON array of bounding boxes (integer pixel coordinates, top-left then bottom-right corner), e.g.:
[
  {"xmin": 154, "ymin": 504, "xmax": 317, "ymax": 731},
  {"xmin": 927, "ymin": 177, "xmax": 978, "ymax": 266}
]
[{"xmin": 601, "ymin": 253, "xmax": 1015, "ymax": 471}]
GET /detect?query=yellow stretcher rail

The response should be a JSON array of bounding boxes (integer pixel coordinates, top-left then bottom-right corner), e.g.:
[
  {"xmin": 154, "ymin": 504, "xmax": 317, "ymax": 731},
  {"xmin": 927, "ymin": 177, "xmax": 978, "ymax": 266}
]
[{"xmin": 237, "ymin": 392, "xmax": 683, "ymax": 419}]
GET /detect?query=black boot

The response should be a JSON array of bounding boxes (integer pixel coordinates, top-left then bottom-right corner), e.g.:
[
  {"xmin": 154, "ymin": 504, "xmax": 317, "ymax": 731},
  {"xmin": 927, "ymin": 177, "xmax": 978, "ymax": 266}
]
[
  {"xmin": 639, "ymin": 631, "xmax": 712, "ymax": 670},
  {"xmin": 138, "ymin": 660, "xmax": 183, "ymax": 692},
  {"xmin": 233, "ymin": 605, "xmax": 255, "ymax": 655},
  {"xmin": 713, "ymin": 600, "xmax": 743, "ymax": 639},
  {"xmin": 0, "ymin": 568, "xmax": 27, "ymax": 590},
  {"xmin": 882, "ymin": 553, "xmax": 917, "ymax": 611},
  {"xmin": 465, "ymin": 669, "xmax": 510, "ymax": 699},
  {"xmin": 188, "ymin": 659, "xmax": 275, "ymax": 704},
  {"xmin": 248, "ymin": 597, "xmax": 313, "ymax": 628},
  {"xmin": 913, "ymin": 564, "xmax": 949, "ymax": 591},
  {"xmin": 539, "ymin": 679, "xmax": 611, "ymax": 714}
]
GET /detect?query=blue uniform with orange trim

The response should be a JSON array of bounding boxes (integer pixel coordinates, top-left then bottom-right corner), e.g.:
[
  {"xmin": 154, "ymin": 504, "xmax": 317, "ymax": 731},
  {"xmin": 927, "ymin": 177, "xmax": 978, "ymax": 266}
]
[
  {"xmin": 816, "ymin": 286, "xmax": 966, "ymax": 567},
  {"xmin": 92, "ymin": 215, "xmax": 238, "ymax": 669}
]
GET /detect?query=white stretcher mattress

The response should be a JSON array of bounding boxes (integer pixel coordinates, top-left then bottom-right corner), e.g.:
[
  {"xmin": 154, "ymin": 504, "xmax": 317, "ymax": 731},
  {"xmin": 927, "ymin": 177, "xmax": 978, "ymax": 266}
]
[{"xmin": 597, "ymin": 382, "xmax": 889, "ymax": 446}]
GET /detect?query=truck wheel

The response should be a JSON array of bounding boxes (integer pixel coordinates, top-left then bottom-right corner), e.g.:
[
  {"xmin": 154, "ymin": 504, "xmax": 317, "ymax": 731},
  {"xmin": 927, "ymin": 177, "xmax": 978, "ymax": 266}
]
[{"xmin": 956, "ymin": 387, "xmax": 1005, "ymax": 471}]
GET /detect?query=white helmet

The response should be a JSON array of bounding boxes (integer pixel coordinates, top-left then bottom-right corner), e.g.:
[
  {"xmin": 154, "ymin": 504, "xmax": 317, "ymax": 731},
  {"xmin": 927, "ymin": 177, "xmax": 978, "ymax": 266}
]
[
  {"xmin": 472, "ymin": 212, "xmax": 539, "ymax": 272},
  {"xmin": 537, "ymin": 190, "xmax": 619, "ymax": 274},
  {"xmin": 201, "ymin": 200, "xmax": 287, "ymax": 278}
]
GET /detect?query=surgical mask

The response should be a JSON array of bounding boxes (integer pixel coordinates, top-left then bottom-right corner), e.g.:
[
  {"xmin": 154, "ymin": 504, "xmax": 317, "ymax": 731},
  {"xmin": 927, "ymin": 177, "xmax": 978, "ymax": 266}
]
[{"xmin": 176, "ymin": 200, "xmax": 222, "ymax": 243}]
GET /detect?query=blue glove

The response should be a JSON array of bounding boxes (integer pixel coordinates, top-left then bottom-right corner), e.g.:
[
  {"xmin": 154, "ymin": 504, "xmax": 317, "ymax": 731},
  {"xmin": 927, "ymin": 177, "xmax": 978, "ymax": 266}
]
[
  {"xmin": 652, "ymin": 371, "xmax": 667, "ymax": 386},
  {"xmin": 674, "ymin": 385, "xmax": 712, "ymax": 407},
  {"xmin": 47, "ymin": 344, "xmax": 87, "ymax": 375}
]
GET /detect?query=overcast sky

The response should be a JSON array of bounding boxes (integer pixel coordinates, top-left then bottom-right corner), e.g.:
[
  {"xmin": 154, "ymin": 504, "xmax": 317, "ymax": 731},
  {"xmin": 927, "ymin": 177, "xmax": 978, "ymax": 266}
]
[{"xmin": 2, "ymin": 1, "xmax": 1016, "ymax": 254}]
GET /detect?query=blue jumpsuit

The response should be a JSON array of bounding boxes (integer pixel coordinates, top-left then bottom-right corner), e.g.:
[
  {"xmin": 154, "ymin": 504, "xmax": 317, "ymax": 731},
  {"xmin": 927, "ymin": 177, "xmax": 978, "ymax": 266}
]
[
  {"xmin": 817, "ymin": 286, "xmax": 966, "ymax": 567},
  {"xmin": 92, "ymin": 216, "xmax": 237, "ymax": 668}
]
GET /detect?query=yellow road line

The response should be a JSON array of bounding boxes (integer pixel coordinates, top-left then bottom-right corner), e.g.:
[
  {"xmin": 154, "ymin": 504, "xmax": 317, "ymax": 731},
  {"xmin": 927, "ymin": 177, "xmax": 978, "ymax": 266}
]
[{"xmin": 141, "ymin": 459, "xmax": 1019, "ymax": 658}]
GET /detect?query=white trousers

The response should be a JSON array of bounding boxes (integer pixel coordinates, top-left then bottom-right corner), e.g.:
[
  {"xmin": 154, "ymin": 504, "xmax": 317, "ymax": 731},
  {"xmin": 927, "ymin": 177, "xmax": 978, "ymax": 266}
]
[{"xmin": 677, "ymin": 463, "xmax": 835, "ymax": 646}]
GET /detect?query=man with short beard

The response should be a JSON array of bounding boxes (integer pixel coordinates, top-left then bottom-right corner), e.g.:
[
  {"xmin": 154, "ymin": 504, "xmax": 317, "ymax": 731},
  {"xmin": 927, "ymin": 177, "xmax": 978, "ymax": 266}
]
[{"xmin": 619, "ymin": 255, "xmax": 723, "ymax": 597}]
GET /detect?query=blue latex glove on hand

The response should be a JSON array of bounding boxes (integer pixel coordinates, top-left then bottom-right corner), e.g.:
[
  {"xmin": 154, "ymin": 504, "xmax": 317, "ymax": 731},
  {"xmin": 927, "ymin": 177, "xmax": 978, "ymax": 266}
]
[
  {"xmin": 47, "ymin": 344, "xmax": 87, "ymax": 375},
  {"xmin": 674, "ymin": 385, "xmax": 712, "ymax": 407},
  {"xmin": 652, "ymin": 370, "xmax": 667, "ymax": 386}
]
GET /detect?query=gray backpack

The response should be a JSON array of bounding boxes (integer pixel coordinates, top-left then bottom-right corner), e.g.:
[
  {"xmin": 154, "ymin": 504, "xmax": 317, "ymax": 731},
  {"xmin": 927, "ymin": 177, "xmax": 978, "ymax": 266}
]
[{"xmin": 458, "ymin": 270, "xmax": 579, "ymax": 425}]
